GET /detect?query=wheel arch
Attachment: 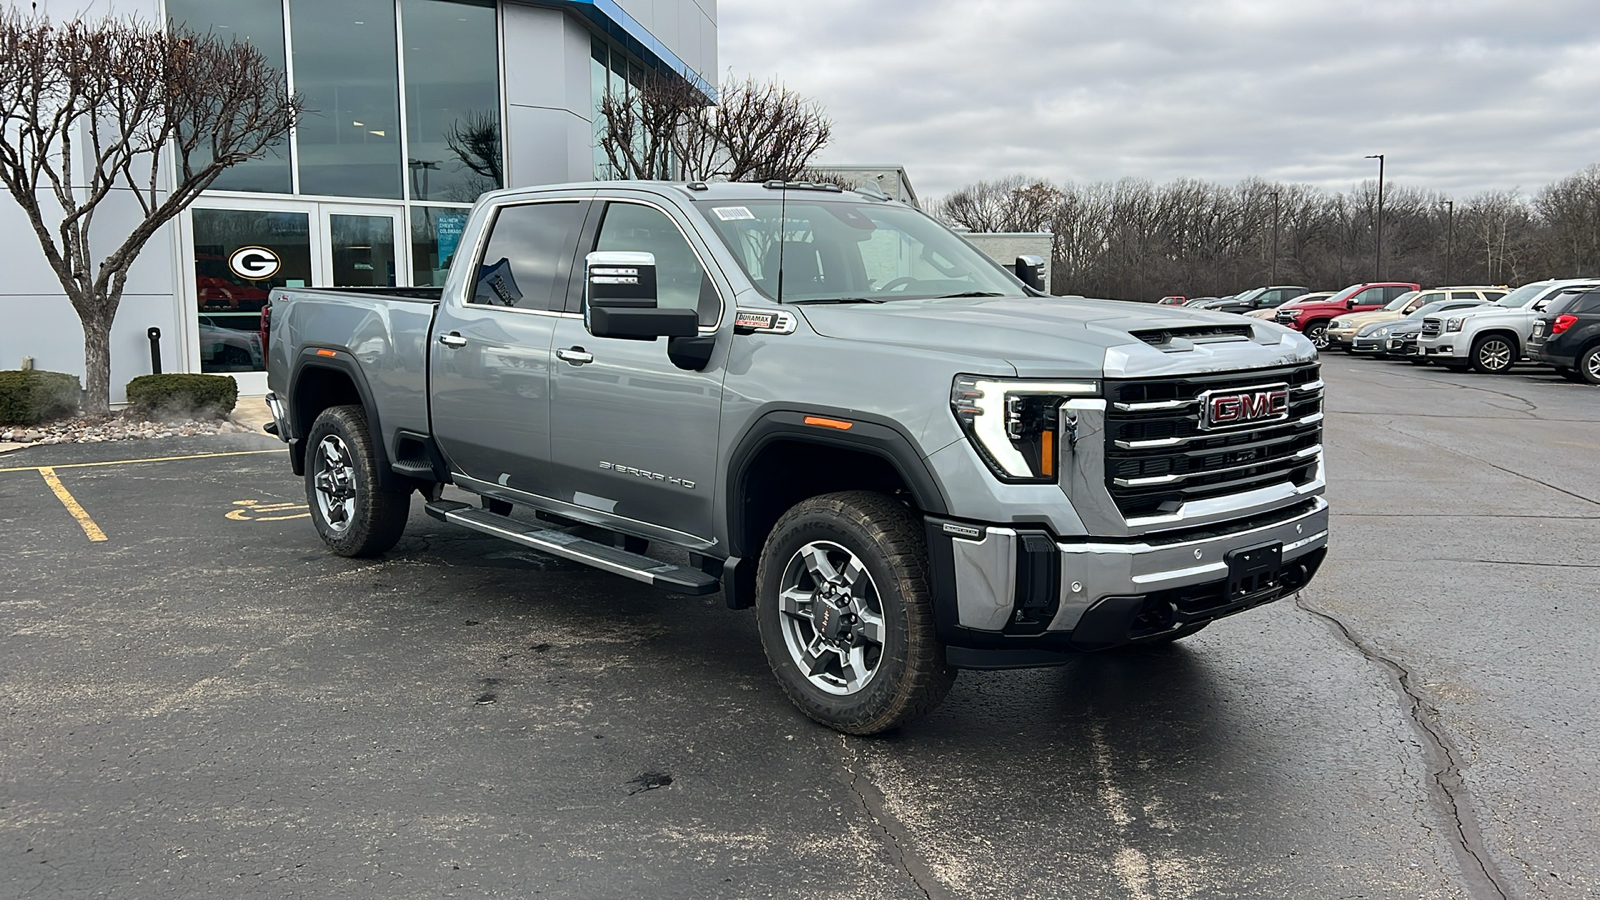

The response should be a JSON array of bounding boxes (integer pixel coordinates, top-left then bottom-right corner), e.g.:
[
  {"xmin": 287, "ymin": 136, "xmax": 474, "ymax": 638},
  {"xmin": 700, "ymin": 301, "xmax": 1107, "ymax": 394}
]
[
  {"xmin": 287, "ymin": 350, "xmax": 398, "ymax": 488},
  {"xmin": 720, "ymin": 408, "xmax": 949, "ymax": 609}
]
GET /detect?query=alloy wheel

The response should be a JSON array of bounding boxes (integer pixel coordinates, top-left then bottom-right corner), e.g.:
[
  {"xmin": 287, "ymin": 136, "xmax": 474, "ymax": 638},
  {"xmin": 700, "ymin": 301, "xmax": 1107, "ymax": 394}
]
[
  {"xmin": 312, "ymin": 434, "xmax": 358, "ymax": 533},
  {"xmin": 1478, "ymin": 338, "xmax": 1514, "ymax": 373},
  {"xmin": 776, "ymin": 541, "xmax": 887, "ymax": 696}
]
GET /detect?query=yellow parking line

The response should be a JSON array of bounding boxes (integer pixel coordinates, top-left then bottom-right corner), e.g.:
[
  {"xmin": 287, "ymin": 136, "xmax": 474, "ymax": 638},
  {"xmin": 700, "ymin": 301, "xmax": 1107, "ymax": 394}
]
[
  {"xmin": 39, "ymin": 467, "xmax": 107, "ymax": 542},
  {"xmin": 0, "ymin": 448, "xmax": 280, "ymax": 475}
]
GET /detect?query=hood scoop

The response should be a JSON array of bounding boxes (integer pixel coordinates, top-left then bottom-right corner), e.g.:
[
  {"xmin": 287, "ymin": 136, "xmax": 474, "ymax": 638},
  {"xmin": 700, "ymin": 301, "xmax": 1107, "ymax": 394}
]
[{"xmin": 1131, "ymin": 324, "xmax": 1253, "ymax": 352}]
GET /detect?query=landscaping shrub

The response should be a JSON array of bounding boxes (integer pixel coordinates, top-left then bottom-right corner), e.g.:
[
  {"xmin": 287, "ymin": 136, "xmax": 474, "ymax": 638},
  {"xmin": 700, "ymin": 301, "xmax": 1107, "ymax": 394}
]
[
  {"xmin": 125, "ymin": 374, "xmax": 238, "ymax": 421},
  {"xmin": 0, "ymin": 370, "xmax": 82, "ymax": 425}
]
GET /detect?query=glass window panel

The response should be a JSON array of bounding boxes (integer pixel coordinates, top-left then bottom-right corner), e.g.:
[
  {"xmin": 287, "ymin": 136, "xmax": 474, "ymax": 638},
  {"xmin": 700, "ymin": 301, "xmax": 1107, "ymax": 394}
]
[
  {"xmin": 411, "ymin": 206, "xmax": 472, "ymax": 286},
  {"xmin": 401, "ymin": 0, "xmax": 500, "ymax": 202},
  {"xmin": 330, "ymin": 214, "xmax": 397, "ymax": 286},
  {"xmin": 595, "ymin": 202, "xmax": 717, "ymax": 325},
  {"xmin": 167, "ymin": 0, "xmax": 291, "ymax": 194},
  {"xmin": 592, "ymin": 38, "xmax": 611, "ymax": 180},
  {"xmin": 291, "ymin": 0, "xmax": 402, "ymax": 199},
  {"xmin": 191, "ymin": 208, "xmax": 312, "ymax": 373},
  {"xmin": 471, "ymin": 202, "xmax": 586, "ymax": 311}
]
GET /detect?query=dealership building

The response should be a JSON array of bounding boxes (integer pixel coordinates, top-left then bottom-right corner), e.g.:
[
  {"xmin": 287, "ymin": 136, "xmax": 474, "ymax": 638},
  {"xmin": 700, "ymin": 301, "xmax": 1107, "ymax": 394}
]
[{"xmin": 2, "ymin": 0, "xmax": 718, "ymax": 400}]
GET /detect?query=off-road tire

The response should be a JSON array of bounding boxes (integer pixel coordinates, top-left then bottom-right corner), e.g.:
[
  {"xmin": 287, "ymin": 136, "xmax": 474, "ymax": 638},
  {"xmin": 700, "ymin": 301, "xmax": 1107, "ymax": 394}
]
[
  {"xmin": 305, "ymin": 404, "xmax": 410, "ymax": 557},
  {"xmin": 1303, "ymin": 321, "xmax": 1330, "ymax": 350},
  {"xmin": 755, "ymin": 491, "xmax": 955, "ymax": 735},
  {"xmin": 1580, "ymin": 345, "xmax": 1600, "ymax": 386},
  {"xmin": 1470, "ymin": 334, "xmax": 1517, "ymax": 374}
]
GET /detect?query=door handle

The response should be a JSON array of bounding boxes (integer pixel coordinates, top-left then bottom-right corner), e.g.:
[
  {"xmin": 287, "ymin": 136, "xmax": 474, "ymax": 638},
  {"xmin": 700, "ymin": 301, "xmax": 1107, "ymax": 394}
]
[
  {"xmin": 438, "ymin": 332, "xmax": 467, "ymax": 349},
  {"xmin": 556, "ymin": 346, "xmax": 594, "ymax": 366}
]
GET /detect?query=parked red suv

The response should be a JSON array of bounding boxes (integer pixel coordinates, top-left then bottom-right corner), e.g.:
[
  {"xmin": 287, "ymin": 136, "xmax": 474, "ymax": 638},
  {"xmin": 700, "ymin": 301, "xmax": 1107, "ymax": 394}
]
[{"xmin": 1273, "ymin": 282, "xmax": 1420, "ymax": 349}]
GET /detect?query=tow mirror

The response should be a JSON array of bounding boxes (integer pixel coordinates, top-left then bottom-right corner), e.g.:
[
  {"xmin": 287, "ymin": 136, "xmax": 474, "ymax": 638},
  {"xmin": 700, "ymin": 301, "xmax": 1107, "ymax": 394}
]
[
  {"xmin": 584, "ymin": 251, "xmax": 697, "ymax": 340},
  {"xmin": 1014, "ymin": 255, "xmax": 1046, "ymax": 291}
]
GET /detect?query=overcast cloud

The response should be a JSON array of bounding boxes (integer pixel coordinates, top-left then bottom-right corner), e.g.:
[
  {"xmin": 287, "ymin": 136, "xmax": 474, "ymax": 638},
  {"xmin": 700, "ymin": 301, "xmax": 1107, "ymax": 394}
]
[{"xmin": 717, "ymin": 0, "xmax": 1600, "ymax": 202}]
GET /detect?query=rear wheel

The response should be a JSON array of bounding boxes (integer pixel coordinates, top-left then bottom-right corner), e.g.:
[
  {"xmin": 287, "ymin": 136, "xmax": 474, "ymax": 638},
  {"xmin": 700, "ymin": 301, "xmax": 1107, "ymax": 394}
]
[
  {"xmin": 755, "ymin": 491, "xmax": 955, "ymax": 735},
  {"xmin": 1470, "ymin": 335, "xmax": 1517, "ymax": 374},
  {"xmin": 1304, "ymin": 321, "xmax": 1330, "ymax": 350},
  {"xmin": 1580, "ymin": 345, "xmax": 1600, "ymax": 386},
  {"xmin": 305, "ymin": 405, "xmax": 410, "ymax": 557}
]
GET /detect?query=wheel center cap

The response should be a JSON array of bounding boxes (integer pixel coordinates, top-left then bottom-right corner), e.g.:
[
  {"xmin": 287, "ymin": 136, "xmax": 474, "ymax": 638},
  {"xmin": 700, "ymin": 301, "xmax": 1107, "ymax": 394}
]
[{"xmin": 811, "ymin": 595, "xmax": 848, "ymax": 642}]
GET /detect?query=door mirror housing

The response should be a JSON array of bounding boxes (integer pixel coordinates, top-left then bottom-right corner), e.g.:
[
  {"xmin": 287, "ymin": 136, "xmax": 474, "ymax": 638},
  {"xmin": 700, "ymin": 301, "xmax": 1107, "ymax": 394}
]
[
  {"xmin": 1014, "ymin": 255, "xmax": 1046, "ymax": 291},
  {"xmin": 1346, "ymin": 297, "xmax": 1360, "ymax": 308},
  {"xmin": 584, "ymin": 250, "xmax": 697, "ymax": 340}
]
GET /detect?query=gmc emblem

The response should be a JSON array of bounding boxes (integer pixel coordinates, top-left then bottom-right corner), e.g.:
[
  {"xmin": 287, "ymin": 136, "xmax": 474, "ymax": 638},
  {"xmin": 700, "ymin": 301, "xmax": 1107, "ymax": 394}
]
[{"xmin": 1199, "ymin": 384, "xmax": 1290, "ymax": 430}]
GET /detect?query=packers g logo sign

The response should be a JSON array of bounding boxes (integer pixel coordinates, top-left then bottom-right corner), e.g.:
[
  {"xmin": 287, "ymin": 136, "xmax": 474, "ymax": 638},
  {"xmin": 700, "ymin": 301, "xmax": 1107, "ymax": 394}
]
[{"xmin": 228, "ymin": 246, "xmax": 281, "ymax": 280}]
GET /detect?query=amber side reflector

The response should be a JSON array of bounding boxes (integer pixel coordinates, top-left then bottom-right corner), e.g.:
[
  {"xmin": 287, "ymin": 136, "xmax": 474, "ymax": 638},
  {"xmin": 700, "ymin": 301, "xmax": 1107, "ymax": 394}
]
[
  {"xmin": 316, "ymin": 349, "xmax": 337, "ymax": 357},
  {"xmin": 1040, "ymin": 430, "xmax": 1054, "ymax": 477},
  {"xmin": 803, "ymin": 416, "xmax": 853, "ymax": 430}
]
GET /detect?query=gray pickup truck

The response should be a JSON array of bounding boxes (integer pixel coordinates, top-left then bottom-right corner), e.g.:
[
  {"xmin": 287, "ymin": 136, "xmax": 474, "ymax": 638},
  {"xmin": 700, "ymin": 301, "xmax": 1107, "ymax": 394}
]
[{"xmin": 264, "ymin": 180, "xmax": 1329, "ymax": 734}]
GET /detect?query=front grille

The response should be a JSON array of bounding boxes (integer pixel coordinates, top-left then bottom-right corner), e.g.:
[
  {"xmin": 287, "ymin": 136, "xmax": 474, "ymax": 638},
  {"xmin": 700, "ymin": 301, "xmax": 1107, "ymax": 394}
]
[
  {"xmin": 1102, "ymin": 364, "xmax": 1323, "ymax": 519},
  {"xmin": 1421, "ymin": 318, "xmax": 1442, "ymax": 337}
]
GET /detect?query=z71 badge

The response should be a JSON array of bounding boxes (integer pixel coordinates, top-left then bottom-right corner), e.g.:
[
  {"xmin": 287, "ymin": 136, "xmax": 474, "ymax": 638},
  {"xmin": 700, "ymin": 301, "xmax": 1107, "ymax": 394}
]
[{"xmin": 599, "ymin": 461, "xmax": 696, "ymax": 489}]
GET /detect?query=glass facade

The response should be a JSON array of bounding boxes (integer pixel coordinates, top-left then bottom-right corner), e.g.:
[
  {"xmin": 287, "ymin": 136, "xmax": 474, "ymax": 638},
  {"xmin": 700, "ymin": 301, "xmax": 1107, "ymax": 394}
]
[
  {"xmin": 411, "ymin": 206, "xmax": 472, "ymax": 286},
  {"xmin": 291, "ymin": 0, "xmax": 403, "ymax": 199},
  {"xmin": 166, "ymin": 0, "xmax": 292, "ymax": 193},
  {"xmin": 402, "ymin": 0, "xmax": 501, "ymax": 202}
]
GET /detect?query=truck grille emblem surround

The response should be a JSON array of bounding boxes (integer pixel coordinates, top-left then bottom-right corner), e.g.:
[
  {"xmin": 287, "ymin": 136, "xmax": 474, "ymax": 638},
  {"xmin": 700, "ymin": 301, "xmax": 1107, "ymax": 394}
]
[{"xmin": 1198, "ymin": 384, "xmax": 1290, "ymax": 430}]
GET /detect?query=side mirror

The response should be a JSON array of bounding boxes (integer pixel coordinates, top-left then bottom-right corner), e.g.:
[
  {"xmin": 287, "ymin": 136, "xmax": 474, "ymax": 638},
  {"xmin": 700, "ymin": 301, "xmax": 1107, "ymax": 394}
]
[
  {"xmin": 584, "ymin": 251, "xmax": 697, "ymax": 340},
  {"xmin": 1346, "ymin": 298, "xmax": 1360, "ymax": 308},
  {"xmin": 1014, "ymin": 255, "xmax": 1046, "ymax": 291}
]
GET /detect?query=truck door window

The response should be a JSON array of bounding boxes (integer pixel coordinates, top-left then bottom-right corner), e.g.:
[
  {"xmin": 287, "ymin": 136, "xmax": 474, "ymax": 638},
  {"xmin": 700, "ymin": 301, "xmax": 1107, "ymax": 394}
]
[
  {"xmin": 471, "ymin": 201, "xmax": 586, "ymax": 310},
  {"xmin": 594, "ymin": 202, "xmax": 720, "ymax": 326}
]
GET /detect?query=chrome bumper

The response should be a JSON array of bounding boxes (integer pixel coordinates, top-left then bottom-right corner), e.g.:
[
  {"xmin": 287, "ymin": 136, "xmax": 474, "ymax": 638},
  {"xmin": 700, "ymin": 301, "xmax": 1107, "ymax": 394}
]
[{"xmin": 944, "ymin": 497, "xmax": 1329, "ymax": 634}]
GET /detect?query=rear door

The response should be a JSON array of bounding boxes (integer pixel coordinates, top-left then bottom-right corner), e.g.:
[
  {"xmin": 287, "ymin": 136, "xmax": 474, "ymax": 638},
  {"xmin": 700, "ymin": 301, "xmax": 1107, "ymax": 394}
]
[
  {"xmin": 430, "ymin": 196, "xmax": 593, "ymax": 498},
  {"xmin": 546, "ymin": 195, "xmax": 730, "ymax": 547}
]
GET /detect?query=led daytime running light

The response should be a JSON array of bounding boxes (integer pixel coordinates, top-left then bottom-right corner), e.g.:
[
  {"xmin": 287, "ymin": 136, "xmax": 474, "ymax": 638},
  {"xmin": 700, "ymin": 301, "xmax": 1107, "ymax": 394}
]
[{"xmin": 952, "ymin": 376, "xmax": 1098, "ymax": 481}]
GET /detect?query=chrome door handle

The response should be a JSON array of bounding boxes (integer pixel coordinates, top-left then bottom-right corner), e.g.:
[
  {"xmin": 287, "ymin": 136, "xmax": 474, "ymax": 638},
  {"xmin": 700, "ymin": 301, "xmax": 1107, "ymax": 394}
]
[
  {"xmin": 438, "ymin": 333, "xmax": 467, "ymax": 348},
  {"xmin": 556, "ymin": 347, "xmax": 594, "ymax": 366}
]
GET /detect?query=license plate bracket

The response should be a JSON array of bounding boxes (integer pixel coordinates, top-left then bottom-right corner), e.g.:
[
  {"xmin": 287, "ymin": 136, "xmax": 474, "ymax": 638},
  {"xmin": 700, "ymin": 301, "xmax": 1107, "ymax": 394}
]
[{"xmin": 1225, "ymin": 541, "xmax": 1283, "ymax": 601}]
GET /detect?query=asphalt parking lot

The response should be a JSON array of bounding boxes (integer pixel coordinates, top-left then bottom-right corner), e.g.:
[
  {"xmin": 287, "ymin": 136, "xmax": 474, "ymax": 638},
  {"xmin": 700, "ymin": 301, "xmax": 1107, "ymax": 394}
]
[{"xmin": 2, "ymin": 358, "xmax": 1597, "ymax": 899}]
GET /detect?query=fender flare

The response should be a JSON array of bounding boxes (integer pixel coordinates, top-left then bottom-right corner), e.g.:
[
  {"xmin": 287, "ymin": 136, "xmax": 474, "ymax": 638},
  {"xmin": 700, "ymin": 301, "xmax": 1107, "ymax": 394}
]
[
  {"xmin": 722, "ymin": 406, "xmax": 949, "ymax": 561},
  {"xmin": 286, "ymin": 348, "xmax": 399, "ymax": 489}
]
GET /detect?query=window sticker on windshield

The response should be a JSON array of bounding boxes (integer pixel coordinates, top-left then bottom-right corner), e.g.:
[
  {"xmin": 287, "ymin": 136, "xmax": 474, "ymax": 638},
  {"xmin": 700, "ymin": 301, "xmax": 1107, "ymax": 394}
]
[{"xmin": 712, "ymin": 206, "xmax": 755, "ymax": 221}]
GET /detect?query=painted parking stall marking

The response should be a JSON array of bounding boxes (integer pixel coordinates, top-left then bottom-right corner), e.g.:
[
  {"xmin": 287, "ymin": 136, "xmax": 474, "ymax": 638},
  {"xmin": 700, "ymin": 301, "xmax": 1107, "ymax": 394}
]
[{"xmin": 37, "ymin": 466, "xmax": 106, "ymax": 542}]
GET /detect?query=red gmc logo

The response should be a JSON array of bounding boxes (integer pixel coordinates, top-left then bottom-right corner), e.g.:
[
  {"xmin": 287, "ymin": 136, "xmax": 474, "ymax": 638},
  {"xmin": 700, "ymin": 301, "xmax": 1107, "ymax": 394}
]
[{"xmin": 1201, "ymin": 385, "xmax": 1290, "ymax": 429}]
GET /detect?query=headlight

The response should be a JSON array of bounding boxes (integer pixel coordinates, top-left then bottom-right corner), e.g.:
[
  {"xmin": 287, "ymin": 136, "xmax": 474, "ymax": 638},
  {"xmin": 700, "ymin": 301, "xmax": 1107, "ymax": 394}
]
[
  {"xmin": 951, "ymin": 376, "xmax": 1098, "ymax": 483},
  {"xmin": 1366, "ymin": 325, "xmax": 1390, "ymax": 337},
  {"xmin": 1445, "ymin": 317, "xmax": 1465, "ymax": 332},
  {"xmin": 1331, "ymin": 318, "xmax": 1348, "ymax": 329}
]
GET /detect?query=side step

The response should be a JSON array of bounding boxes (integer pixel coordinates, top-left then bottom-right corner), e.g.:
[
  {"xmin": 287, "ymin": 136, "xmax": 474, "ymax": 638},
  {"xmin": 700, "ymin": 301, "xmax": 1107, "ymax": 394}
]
[{"xmin": 424, "ymin": 500, "xmax": 720, "ymax": 596}]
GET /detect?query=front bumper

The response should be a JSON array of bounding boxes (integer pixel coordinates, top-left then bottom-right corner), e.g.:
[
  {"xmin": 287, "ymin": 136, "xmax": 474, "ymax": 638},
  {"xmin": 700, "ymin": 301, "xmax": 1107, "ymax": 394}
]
[
  {"xmin": 1326, "ymin": 328, "xmax": 1357, "ymax": 347},
  {"xmin": 1351, "ymin": 335, "xmax": 1388, "ymax": 353},
  {"xmin": 925, "ymin": 498, "xmax": 1330, "ymax": 667}
]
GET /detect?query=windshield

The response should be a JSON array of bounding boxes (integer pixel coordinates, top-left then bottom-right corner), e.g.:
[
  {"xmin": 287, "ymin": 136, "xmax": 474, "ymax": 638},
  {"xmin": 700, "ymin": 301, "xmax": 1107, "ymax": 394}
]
[
  {"xmin": 1382, "ymin": 291, "xmax": 1420, "ymax": 312},
  {"xmin": 694, "ymin": 197, "xmax": 1024, "ymax": 302},
  {"xmin": 1233, "ymin": 288, "xmax": 1266, "ymax": 305},
  {"xmin": 1407, "ymin": 300, "xmax": 1474, "ymax": 320},
  {"xmin": 1495, "ymin": 283, "xmax": 1549, "ymax": 308}
]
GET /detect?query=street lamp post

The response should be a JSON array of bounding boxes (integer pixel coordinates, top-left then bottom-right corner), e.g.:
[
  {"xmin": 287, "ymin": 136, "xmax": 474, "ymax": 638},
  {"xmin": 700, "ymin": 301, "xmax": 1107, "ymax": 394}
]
[
  {"xmin": 1269, "ymin": 190, "xmax": 1281, "ymax": 284},
  {"xmin": 1444, "ymin": 199, "xmax": 1455, "ymax": 284},
  {"xmin": 1365, "ymin": 154, "xmax": 1385, "ymax": 281}
]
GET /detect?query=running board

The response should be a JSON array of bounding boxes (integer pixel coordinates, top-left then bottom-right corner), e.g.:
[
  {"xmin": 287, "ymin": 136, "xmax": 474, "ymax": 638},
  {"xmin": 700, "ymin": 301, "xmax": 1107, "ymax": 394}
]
[{"xmin": 424, "ymin": 500, "xmax": 720, "ymax": 595}]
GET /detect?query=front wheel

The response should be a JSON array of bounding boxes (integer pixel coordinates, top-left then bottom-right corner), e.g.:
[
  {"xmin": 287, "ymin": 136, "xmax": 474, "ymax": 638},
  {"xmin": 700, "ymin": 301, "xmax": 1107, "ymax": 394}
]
[
  {"xmin": 1304, "ymin": 321, "xmax": 1330, "ymax": 350},
  {"xmin": 1470, "ymin": 335, "xmax": 1517, "ymax": 374},
  {"xmin": 755, "ymin": 492, "xmax": 955, "ymax": 735},
  {"xmin": 305, "ymin": 405, "xmax": 410, "ymax": 557}
]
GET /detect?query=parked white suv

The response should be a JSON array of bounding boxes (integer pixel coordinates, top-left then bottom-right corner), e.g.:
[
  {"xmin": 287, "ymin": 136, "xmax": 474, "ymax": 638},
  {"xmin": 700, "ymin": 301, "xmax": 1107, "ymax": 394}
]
[{"xmin": 1416, "ymin": 279, "xmax": 1598, "ymax": 373}]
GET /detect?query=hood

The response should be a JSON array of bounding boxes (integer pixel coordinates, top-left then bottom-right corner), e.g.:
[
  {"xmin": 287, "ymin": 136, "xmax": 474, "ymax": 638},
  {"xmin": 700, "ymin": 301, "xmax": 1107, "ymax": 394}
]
[
  {"xmin": 796, "ymin": 296, "xmax": 1316, "ymax": 379},
  {"xmin": 1338, "ymin": 309, "xmax": 1404, "ymax": 327}
]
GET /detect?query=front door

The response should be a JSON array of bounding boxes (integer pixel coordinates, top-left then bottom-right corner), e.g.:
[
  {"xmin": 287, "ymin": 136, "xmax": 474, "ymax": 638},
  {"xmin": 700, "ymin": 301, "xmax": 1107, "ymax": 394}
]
[{"xmin": 547, "ymin": 197, "xmax": 729, "ymax": 547}]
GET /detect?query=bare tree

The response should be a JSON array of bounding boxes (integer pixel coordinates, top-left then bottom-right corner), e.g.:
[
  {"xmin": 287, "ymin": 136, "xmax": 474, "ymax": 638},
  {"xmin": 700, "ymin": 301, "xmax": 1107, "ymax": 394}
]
[
  {"xmin": 444, "ymin": 109, "xmax": 502, "ymax": 199},
  {"xmin": 0, "ymin": 13, "xmax": 298, "ymax": 414},
  {"xmin": 597, "ymin": 74, "xmax": 832, "ymax": 183}
]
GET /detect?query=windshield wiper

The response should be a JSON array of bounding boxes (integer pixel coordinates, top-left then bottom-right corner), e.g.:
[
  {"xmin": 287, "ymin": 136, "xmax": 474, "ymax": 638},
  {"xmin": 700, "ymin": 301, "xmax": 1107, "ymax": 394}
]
[
  {"xmin": 934, "ymin": 291, "xmax": 1007, "ymax": 299},
  {"xmin": 787, "ymin": 297, "xmax": 885, "ymax": 305}
]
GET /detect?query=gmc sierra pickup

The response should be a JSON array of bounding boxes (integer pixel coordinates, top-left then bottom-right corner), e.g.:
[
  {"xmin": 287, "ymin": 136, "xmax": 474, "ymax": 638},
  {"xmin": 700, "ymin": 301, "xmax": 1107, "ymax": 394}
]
[{"xmin": 264, "ymin": 180, "xmax": 1329, "ymax": 734}]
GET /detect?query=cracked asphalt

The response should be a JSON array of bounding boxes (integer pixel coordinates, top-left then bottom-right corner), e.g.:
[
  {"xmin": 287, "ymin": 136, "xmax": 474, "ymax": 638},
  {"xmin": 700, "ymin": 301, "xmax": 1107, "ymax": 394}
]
[{"xmin": 2, "ymin": 357, "xmax": 1596, "ymax": 899}]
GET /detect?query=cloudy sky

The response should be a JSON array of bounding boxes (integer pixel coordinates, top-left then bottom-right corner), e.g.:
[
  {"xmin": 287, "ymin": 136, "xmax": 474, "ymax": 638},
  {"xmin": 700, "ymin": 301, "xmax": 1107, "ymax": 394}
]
[{"xmin": 717, "ymin": 0, "xmax": 1600, "ymax": 203}]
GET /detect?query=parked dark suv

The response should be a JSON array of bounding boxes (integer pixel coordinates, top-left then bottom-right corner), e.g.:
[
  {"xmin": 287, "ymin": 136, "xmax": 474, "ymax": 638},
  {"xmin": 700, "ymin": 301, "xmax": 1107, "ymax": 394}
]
[{"xmin": 1530, "ymin": 286, "xmax": 1600, "ymax": 384}]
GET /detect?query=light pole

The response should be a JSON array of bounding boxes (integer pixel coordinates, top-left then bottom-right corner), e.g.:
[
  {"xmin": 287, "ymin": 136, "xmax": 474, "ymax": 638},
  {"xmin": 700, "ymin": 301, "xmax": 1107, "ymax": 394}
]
[
  {"xmin": 1444, "ymin": 199, "xmax": 1455, "ymax": 285},
  {"xmin": 1269, "ymin": 190, "xmax": 1281, "ymax": 284},
  {"xmin": 1365, "ymin": 154, "xmax": 1385, "ymax": 281}
]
